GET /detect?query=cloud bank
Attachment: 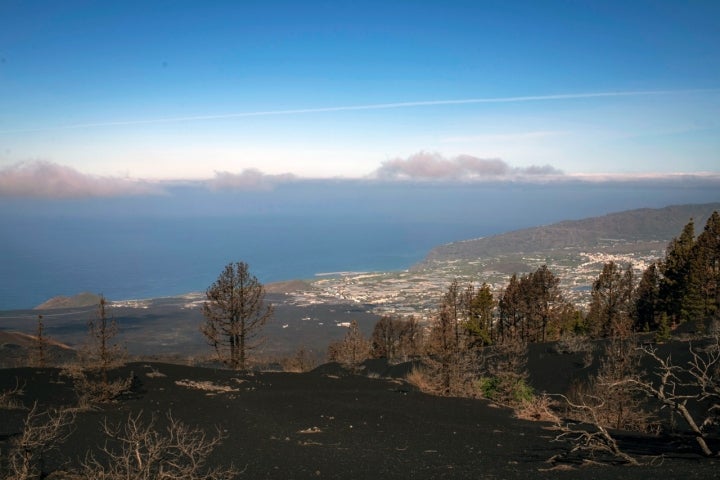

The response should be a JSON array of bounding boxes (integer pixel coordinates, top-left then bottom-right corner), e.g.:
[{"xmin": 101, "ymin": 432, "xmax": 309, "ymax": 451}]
[
  {"xmin": 206, "ymin": 169, "xmax": 296, "ymax": 191},
  {"xmin": 0, "ymin": 161, "xmax": 165, "ymax": 198},
  {"xmin": 2, "ymin": 157, "xmax": 718, "ymax": 199},
  {"xmin": 372, "ymin": 152, "xmax": 563, "ymax": 181}
]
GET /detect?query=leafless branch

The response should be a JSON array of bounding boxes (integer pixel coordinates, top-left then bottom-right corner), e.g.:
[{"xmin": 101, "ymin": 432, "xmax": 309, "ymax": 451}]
[
  {"xmin": 3, "ymin": 401, "xmax": 75, "ymax": 479},
  {"xmin": 80, "ymin": 411, "xmax": 237, "ymax": 480}
]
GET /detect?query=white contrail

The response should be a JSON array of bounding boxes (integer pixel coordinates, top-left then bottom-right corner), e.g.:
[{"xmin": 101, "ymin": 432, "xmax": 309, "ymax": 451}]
[{"xmin": 1, "ymin": 89, "xmax": 716, "ymax": 134}]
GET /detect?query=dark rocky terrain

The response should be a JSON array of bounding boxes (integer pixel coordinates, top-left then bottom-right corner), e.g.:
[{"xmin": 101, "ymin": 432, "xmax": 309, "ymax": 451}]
[{"xmin": 1, "ymin": 341, "xmax": 719, "ymax": 479}]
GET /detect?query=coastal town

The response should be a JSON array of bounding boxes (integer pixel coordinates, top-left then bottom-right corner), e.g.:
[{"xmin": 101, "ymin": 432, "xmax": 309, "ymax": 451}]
[{"xmin": 281, "ymin": 240, "xmax": 668, "ymax": 319}]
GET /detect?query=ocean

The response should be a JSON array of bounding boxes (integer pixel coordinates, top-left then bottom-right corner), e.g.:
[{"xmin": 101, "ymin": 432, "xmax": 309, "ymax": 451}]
[
  {"xmin": 1, "ymin": 214, "xmax": 485, "ymax": 310},
  {"xmin": 2, "ymin": 180, "xmax": 718, "ymax": 310}
]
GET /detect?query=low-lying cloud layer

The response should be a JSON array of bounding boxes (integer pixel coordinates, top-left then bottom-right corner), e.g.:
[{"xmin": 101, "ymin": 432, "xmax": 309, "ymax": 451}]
[
  {"xmin": 206, "ymin": 169, "xmax": 296, "ymax": 191},
  {"xmin": 372, "ymin": 152, "xmax": 563, "ymax": 181},
  {"xmin": 1, "ymin": 156, "xmax": 718, "ymax": 199},
  {"xmin": 0, "ymin": 161, "xmax": 164, "ymax": 198}
]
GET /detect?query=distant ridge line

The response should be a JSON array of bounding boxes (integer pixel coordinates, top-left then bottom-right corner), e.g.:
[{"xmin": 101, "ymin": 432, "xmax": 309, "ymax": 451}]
[{"xmin": 419, "ymin": 202, "xmax": 720, "ymax": 264}]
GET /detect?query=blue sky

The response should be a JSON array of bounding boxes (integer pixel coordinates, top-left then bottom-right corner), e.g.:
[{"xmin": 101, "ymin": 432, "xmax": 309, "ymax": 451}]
[{"xmin": 1, "ymin": 0, "xmax": 719, "ymax": 188}]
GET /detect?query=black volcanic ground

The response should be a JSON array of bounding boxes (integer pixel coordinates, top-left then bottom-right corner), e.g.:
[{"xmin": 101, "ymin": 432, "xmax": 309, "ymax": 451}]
[{"xmin": 1, "ymin": 351, "xmax": 719, "ymax": 479}]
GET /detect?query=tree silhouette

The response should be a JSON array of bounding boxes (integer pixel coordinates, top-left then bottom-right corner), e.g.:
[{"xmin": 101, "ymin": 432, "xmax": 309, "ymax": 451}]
[
  {"xmin": 201, "ymin": 262, "xmax": 273, "ymax": 371},
  {"xmin": 84, "ymin": 295, "xmax": 125, "ymax": 381}
]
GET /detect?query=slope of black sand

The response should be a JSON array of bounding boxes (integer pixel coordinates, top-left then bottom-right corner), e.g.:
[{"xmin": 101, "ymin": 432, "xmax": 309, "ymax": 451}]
[{"xmin": 1, "ymin": 362, "xmax": 718, "ymax": 479}]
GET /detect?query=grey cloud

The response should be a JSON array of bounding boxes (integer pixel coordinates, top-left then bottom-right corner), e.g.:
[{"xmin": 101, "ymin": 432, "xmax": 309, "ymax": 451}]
[
  {"xmin": 521, "ymin": 164, "xmax": 564, "ymax": 175},
  {"xmin": 0, "ymin": 161, "xmax": 165, "ymax": 198},
  {"xmin": 207, "ymin": 169, "xmax": 296, "ymax": 191},
  {"xmin": 373, "ymin": 152, "xmax": 563, "ymax": 181}
]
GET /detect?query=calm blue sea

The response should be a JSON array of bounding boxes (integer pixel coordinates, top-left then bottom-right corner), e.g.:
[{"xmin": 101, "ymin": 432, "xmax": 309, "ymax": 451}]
[
  {"xmin": 2, "ymin": 181, "xmax": 718, "ymax": 310},
  {"xmin": 1, "ymin": 215, "xmax": 485, "ymax": 310}
]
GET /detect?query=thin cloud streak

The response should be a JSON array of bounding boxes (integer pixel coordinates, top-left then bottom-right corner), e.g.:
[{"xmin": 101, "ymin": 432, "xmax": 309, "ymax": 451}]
[{"xmin": 1, "ymin": 89, "xmax": 716, "ymax": 134}]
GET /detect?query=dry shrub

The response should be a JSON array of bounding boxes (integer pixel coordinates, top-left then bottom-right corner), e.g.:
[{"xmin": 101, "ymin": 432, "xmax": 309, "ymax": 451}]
[
  {"xmin": 143, "ymin": 366, "xmax": 166, "ymax": 378},
  {"xmin": 80, "ymin": 411, "xmax": 238, "ymax": 480},
  {"xmin": 0, "ymin": 379, "xmax": 25, "ymax": 410},
  {"xmin": 628, "ymin": 336, "xmax": 720, "ymax": 456},
  {"xmin": 564, "ymin": 338, "xmax": 655, "ymax": 434},
  {"xmin": 551, "ymin": 394, "xmax": 640, "ymax": 466},
  {"xmin": 60, "ymin": 364, "xmax": 133, "ymax": 409},
  {"xmin": 405, "ymin": 366, "xmax": 438, "ymax": 394},
  {"xmin": 174, "ymin": 379, "xmax": 240, "ymax": 394},
  {"xmin": 515, "ymin": 394, "xmax": 559, "ymax": 423},
  {"xmin": 1, "ymin": 402, "xmax": 75, "ymax": 479}
]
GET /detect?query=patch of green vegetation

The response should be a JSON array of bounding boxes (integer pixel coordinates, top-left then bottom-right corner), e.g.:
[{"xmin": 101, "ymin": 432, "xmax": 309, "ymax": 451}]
[{"xmin": 477, "ymin": 375, "xmax": 534, "ymax": 404}]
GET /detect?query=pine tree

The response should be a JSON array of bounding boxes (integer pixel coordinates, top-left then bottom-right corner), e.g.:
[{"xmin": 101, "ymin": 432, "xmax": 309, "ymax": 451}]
[
  {"xmin": 464, "ymin": 282, "xmax": 494, "ymax": 346},
  {"xmin": 528, "ymin": 265, "xmax": 561, "ymax": 342},
  {"xmin": 654, "ymin": 313, "xmax": 672, "ymax": 343},
  {"xmin": 660, "ymin": 219, "xmax": 696, "ymax": 323},
  {"xmin": 635, "ymin": 262, "xmax": 661, "ymax": 331},
  {"xmin": 692, "ymin": 211, "xmax": 720, "ymax": 320},
  {"xmin": 587, "ymin": 262, "xmax": 634, "ymax": 338},
  {"xmin": 498, "ymin": 274, "xmax": 522, "ymax": 344}
]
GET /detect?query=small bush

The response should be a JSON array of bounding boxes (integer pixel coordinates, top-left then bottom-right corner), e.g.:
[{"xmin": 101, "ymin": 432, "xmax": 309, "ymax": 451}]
[
  {"xmin": 477, "ymin": 374, "xmax": 534, "ymax": 405},
  {"xmin": 405, "ymin": 367, "xmax": 436, "ymax": 394}
]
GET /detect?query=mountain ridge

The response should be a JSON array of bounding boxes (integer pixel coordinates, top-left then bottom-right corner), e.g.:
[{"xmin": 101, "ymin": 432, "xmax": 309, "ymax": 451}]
[{"xmin": 420, "ymin": 202, "xmax": 720, "ymax": 264}]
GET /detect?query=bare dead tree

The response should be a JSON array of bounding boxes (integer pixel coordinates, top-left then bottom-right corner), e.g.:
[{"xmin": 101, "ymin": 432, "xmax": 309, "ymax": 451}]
[
  {"xmin": 80, "ymin": 411, "xmax": 237, "ymax": 480},
  {"xmin": 370, "ymin": 315, "xmax": 423, "ymax": 363},
  {"xmin": 590, "ymin": 337, "xmax": 655, "ymax": 432},
  {"xmin": 28, "ymin": 315, "xmax": 49, "ymax": 368},
  {"xmin": 552, "ymin": 394, "xmax": 640, "ymax": 466},
  {"xmin": 65, "ymin": 296, "xmax": 130, "ymax": 405},
  {"xmin": 398, "ymin": 315, "xmax": 424, "ymax": 361},
  {"xmin": 624, "ymin": 337, "xmax": 720, "ymax": 456},
  {"xmin": 82, "ymin": 296, "xmax": 126, "ymax": 379},
  {"xmin": 424, "ymin": 297, "xmax": 475, "ymax": 397},
  {"xmin": 201, "ymin": 262, "xmax": 273, "ymax": 371},
  {"xmin": 3, "ymin": 402, "xmax": 75, "ymax": 479},
  {"xmin": 551, "ymin": 337, "xmax": 654, "ymax": 465}
]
